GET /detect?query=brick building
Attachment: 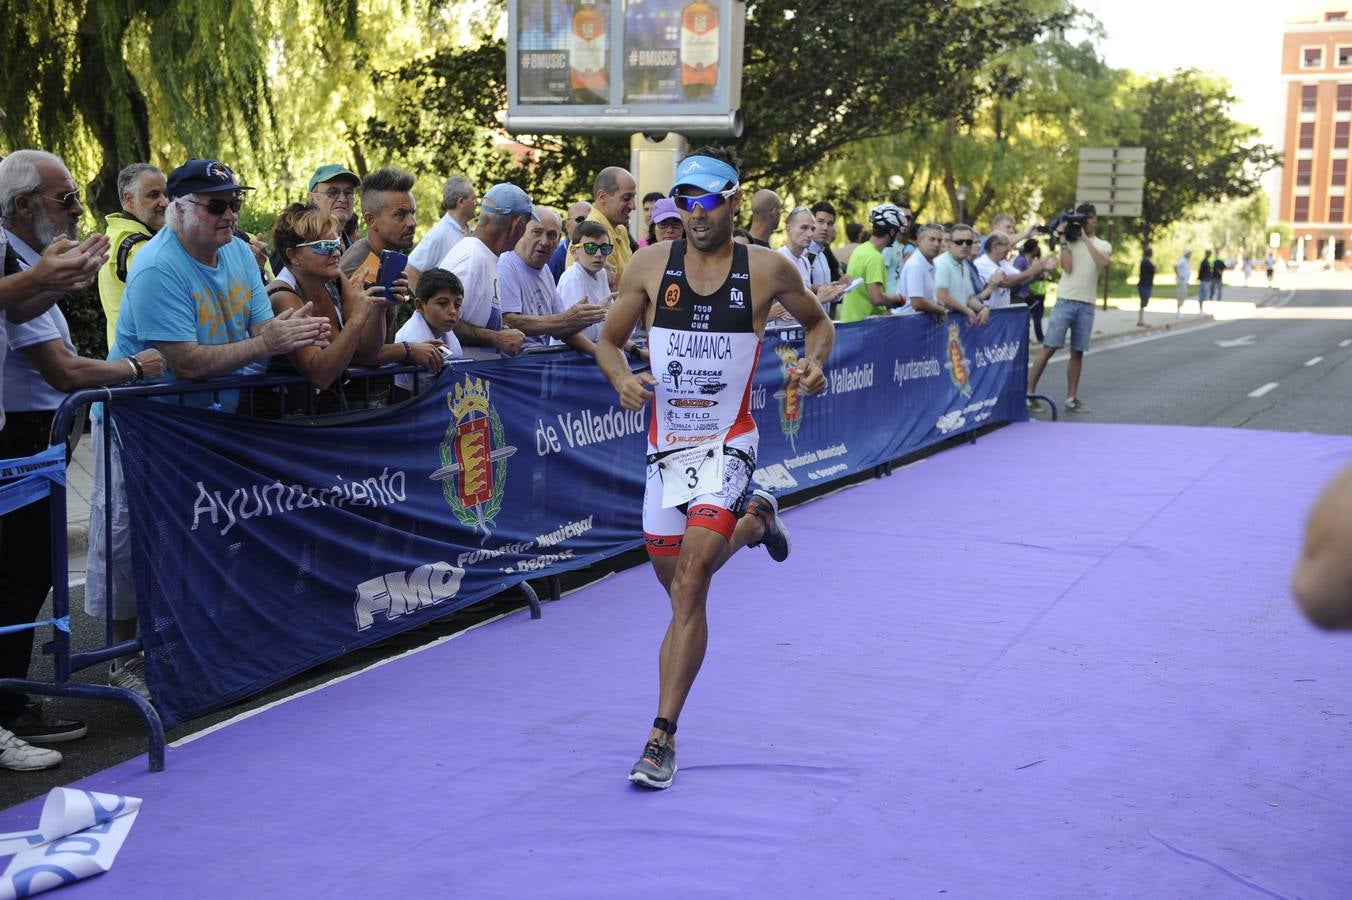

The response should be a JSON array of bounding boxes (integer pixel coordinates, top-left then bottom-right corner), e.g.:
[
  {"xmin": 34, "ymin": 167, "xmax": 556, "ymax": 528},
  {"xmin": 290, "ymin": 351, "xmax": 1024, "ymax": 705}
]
[{"xmin": 1279, "ymin": 6, "xmax": 1352, "ymax": 263}]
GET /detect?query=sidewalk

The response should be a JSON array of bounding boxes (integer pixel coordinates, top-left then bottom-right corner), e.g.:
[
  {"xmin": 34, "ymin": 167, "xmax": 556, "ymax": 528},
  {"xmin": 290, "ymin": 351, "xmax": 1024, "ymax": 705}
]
[{"xmin": 56, "ymin": 282, "xmax": 1289, "ymax": 579}]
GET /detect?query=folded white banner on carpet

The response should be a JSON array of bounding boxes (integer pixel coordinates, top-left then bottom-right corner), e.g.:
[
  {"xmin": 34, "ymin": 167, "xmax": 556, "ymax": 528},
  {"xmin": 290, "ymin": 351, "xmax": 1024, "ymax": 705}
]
[{"xmin": 0, "ymin": 788, "xmax": 141, "ymax": 899}]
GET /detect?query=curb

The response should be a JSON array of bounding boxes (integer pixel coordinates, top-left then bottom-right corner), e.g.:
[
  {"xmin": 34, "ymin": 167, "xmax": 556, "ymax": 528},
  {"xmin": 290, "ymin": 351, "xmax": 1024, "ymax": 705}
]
[
  {"xmin": 67, "ymin": 522, "xmax": 88, "ymax": 558},
  {"xmin": 1085, "ymin": 287, "xmax": 1282, "ymax": 347}
]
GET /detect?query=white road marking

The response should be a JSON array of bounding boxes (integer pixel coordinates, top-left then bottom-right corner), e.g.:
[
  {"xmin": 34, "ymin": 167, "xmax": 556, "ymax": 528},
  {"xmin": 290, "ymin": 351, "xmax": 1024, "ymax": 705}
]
[
  {"xmin": 1341, "ymin": 339, "xmax": 1352, "ymax": 347},
  {"xmin": 1215, "ymin": 335, "xmax": 1256, "ymax": 348},
  {"xmin": 1038, "ymin": 291, "xmax": 1296, "ymax": 366},
  {"xmin": 1248, "ymin": 382, "xmax": 1279, "ymax": 398},
  {"xmin": 1305, "ymin": 356, "xmax": 1324, "ymax": 367}
]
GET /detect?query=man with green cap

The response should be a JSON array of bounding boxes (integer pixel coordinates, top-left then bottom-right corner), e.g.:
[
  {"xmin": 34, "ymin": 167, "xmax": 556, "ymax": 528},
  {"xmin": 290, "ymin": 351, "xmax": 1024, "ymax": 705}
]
[{"xmin": 307, "ymin": 164, "xmax": 360, "ymax": 251}]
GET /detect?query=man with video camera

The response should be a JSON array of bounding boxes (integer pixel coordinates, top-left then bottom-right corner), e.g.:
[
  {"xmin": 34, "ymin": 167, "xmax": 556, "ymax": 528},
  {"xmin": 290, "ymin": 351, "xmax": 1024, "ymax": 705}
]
[{"xmin": 1026, "ymin": 203, "xmax": 1110, "ymax": 413}]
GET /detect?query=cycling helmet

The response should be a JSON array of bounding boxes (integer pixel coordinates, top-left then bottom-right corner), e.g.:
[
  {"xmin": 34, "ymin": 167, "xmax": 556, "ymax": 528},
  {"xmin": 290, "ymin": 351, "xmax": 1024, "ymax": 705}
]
[{"xmin": 869, "ymin": 203, "xmax": 906, "ymax": 232}]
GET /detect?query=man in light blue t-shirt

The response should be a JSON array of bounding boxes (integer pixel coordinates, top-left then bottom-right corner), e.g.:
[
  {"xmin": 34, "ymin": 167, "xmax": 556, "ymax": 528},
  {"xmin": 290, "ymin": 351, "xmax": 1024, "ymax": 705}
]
[
  {"xmin": 110, "ymin": 159, "xmax": 329, "ymax": 401},
  {"xmin": 90, "ymin": 158, "xmax": 331, "ymax": 700}
]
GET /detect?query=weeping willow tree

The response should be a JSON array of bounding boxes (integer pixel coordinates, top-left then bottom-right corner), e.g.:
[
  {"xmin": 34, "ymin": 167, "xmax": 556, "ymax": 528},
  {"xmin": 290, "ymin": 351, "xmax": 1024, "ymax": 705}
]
[
  {"xmin": 0, "ymin": 2, "xmax": 289, "ymax": 214},
  {"xmin": 1, "ymin": 1, "xmax": 473, "ymax": 223}
]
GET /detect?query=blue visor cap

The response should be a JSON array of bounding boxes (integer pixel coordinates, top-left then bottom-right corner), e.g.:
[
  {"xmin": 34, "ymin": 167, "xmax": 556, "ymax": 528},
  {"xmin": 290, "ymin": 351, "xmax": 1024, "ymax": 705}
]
[{"xmin": 669, "ymin": 156, "xmax": 740, "ymax": 196}]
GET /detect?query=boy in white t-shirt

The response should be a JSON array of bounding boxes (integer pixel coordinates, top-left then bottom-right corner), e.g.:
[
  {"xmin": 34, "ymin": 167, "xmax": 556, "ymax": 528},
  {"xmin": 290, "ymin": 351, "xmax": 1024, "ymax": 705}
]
[
  {"xmin": 555, "ymin": 219, "xmax": 614, "ymax": 344},
  {"xmin": 395, "ymin": 267, "xmax": 464, "ymax": 393},
  {"xmin": 555, "ymin": 220, "xmax": 645, "ymax": 360}
]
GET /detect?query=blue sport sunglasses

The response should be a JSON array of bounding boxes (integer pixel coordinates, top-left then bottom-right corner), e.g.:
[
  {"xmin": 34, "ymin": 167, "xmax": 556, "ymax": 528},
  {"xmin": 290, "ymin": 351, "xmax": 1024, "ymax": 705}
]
[{"xmin": 672, "ymin": 189, "xmax": 738, "ymax": 213}]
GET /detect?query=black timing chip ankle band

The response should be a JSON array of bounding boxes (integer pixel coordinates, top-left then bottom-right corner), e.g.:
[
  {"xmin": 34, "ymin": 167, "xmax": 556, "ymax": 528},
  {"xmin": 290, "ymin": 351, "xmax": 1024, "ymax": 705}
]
[{"xmin": 653, "ymin": 717, "xmax": 677, "ymax": 735}]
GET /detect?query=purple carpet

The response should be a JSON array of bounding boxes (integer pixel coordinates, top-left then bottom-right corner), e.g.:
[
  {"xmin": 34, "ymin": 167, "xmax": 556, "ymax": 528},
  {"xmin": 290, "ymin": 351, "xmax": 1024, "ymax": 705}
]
[{"xmin": 4, "ymin": 422, "xmax": 1350, "ymax": 898}]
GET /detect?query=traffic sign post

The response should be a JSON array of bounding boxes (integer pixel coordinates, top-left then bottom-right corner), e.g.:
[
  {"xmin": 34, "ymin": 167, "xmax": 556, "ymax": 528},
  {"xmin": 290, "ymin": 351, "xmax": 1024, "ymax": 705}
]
[{"xmin": 1076, "ymin": 147, "xmax": 1147, "ymax": 309}]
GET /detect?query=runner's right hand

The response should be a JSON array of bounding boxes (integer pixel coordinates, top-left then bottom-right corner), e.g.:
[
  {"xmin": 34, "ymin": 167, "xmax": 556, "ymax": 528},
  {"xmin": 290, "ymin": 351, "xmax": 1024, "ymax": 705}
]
[{"xmin": 617, "ymin": 371, "xmax": 656, "ymax": 410}]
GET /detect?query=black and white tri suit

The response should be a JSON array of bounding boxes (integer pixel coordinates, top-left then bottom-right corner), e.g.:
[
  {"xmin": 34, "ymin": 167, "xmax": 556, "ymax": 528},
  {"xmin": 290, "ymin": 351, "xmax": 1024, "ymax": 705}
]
[{"xmin": 643, "ymin": 240, "xmax": 761, "ymax": 553}]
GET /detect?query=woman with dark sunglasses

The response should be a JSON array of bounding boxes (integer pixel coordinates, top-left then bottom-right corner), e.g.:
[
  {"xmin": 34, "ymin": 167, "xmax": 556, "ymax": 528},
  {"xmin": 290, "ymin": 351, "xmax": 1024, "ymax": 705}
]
[{"xmin": 261, "ymin": 203, "xmax": 424, "ymax": 410}]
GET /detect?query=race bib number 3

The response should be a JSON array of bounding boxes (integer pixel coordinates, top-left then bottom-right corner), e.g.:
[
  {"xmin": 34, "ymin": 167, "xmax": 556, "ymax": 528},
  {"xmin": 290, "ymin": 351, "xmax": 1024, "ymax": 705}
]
[{"xmin": 660, "ymin": 442, "xmax": 725, "ymax": 508}]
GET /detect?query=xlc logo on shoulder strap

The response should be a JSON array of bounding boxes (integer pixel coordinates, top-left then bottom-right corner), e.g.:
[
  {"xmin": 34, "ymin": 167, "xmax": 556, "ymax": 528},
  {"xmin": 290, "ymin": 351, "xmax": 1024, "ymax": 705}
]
[{"xmin": 115, "ymin": 232, "xmax": 150, "ymax": 282}]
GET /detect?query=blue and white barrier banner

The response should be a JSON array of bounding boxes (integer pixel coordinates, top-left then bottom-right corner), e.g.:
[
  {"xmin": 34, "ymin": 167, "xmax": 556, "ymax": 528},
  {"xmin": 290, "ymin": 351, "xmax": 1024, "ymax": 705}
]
[
  {"xmin": 746, "ymin": 310, "xmax": 1028, "ymax": 493},
  {"xmin": 0, "ymin": 789, "xmax": 141, "ymax": 900},
  {"xmin": 0, "ymin": 444, "xmax": 65, "ymax": 518},
  {"xmin": 109, "ymin": 309, "xmax": 1027, "ymax": 727}
]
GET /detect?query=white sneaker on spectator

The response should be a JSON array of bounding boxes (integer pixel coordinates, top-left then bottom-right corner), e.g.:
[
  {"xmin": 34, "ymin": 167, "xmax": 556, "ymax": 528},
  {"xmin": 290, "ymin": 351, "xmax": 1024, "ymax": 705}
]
[
  {"xmin": 110, "ymin": 656, "xmax": 153, "ymax": 705},
  {"xmin": 0, "ymin": 725, "xmax": 62, "ymax": 772}
]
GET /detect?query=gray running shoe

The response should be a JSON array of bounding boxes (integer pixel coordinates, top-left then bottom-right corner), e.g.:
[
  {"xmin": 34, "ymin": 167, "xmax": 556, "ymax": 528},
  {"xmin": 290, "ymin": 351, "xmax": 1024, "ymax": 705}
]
[
  {"xmin": 1065, "ymin": 397, "xmax": 1091, "ymax": 413},
  {"xmin": 111, "ymin": 656, "xmax": 153, "ymax": 705},
  {"xmin": 1026, "ymin": 397, "xmax": 1046, "ymax": 412},
  {"xmin": 0, "ymin": 725, "xmax": 61, "ymax": 772},
  {"xmin": 747, "ymin": 489, "xmax": 791, "ymax": 562},
  {"xmin": 628, "ymin": 735, "xmax": 677, "ymax": 789}
]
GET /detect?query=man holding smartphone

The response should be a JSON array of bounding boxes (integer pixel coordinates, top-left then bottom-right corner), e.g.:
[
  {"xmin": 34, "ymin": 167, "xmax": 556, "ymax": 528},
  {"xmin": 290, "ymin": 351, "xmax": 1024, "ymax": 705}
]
[{"xmin": 338, "ymin": 167, "xmax": 417, "ymax": 303}]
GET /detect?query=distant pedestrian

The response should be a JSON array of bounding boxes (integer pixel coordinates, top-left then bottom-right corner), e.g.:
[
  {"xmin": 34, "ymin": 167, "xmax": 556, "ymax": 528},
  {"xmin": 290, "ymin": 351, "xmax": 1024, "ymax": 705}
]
[
  {"xmin": 1174, "ymin": 248, "xmax": 1191, "ymax": 318},
  {"xmin": 1242, "ymin": 256, "xmax": 1253, "ymax": 285},
  {"xmin": 1265, "ymin": 252, "xmax": 1276, "ymax": 286},
  {"xmin": 1197, "ymin": 250, "xmax": 1213, "ymax": 304},
  {"xmin": 1210, "ymin": 251, "xmax": 1225, "ymax": 301},
  {"xmin": 1136, "ymin": 247, "xmax": 1155, "ymax": 327}
]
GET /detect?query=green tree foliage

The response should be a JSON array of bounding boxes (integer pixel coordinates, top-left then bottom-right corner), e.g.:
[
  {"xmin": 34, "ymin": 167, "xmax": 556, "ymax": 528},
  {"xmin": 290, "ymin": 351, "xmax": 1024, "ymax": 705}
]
[
  {"xmin": 0, "ymin": 0, "xmax": 281, "ymax": 215},
  {"xmin": 792, "ymin": 9, "xmax": 1126, "ymax": 229},
  {"xmin": 1170, "ymin": 193, "xmax": 1271, "ymax": 259},
  {"xmin": 1116, "ymin": 69, "xmax": 1279, "ymax": 245},
  {"xmin": 735, "ymin": 0, "xmax": 1074, "ymax": 189}
]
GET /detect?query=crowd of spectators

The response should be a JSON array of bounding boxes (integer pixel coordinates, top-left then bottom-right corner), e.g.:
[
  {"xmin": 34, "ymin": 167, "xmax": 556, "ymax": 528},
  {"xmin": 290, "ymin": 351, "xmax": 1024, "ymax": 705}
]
[{"xmin": 0, "ymin": 145, "xmax": 1101, "ymax": 772}]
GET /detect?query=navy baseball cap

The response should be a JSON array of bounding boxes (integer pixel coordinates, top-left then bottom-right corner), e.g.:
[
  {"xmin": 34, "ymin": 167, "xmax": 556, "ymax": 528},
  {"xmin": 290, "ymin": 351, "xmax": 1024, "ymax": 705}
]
[
  {"xmin": 669, "ymin": 155, "xmax": 739, "ymax": 196},
  {"xmin": 166, "ymin": 159, "xmax": 254, "ymax": 198},
  {"xmin": 480, "ymin": 183, "xmax": 537, "ymax": 220}
]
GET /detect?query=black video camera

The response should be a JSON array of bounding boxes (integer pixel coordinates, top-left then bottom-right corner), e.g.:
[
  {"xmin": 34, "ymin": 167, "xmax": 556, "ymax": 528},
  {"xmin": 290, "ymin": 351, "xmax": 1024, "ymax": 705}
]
[{"xmin": 1039, "ymin": 210, "xmax": 1089, "ymax": 247}]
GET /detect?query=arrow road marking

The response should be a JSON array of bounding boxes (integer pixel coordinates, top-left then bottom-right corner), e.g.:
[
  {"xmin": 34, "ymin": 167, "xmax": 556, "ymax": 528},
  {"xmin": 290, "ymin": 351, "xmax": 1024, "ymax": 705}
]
[
  {"xmin": 1248, "ymin": 382, "xmax": 1279, "ymax": 398},
  {"xmin": 1215, "ymin": 335, "xmax": 1257, "ymax": 348},
  {"xmin": 1305, "ymin": 356, "xmax": 1324, "ymax": 367}
]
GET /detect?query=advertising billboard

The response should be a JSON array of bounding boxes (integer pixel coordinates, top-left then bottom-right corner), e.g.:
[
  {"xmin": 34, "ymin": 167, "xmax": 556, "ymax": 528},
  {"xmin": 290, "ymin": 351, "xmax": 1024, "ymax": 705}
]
[{"xmin": 507, "ymin": 0, "xmax": 745, "ymax": 136}]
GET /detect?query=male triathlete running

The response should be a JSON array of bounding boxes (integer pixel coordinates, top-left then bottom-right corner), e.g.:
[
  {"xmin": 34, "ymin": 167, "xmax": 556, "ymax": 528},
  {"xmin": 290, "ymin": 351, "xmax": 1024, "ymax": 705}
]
[{"xmin": 595, "ymin": 147, "xmax": 835, "ymax": 789}]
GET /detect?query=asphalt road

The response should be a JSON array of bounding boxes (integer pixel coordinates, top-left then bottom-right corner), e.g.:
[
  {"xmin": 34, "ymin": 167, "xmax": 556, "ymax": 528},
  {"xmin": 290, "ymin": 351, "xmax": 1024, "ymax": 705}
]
[{"xmin": 1031, "ymin": 287, "xmax": 1352, "ymax": 434}]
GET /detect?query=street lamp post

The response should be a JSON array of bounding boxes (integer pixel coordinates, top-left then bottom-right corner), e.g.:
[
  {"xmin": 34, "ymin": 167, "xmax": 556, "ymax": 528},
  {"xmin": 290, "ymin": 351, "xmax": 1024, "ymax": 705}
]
[{"xmin": 955, "ymin": 185, "xmax": 968, "ymax": 225}]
